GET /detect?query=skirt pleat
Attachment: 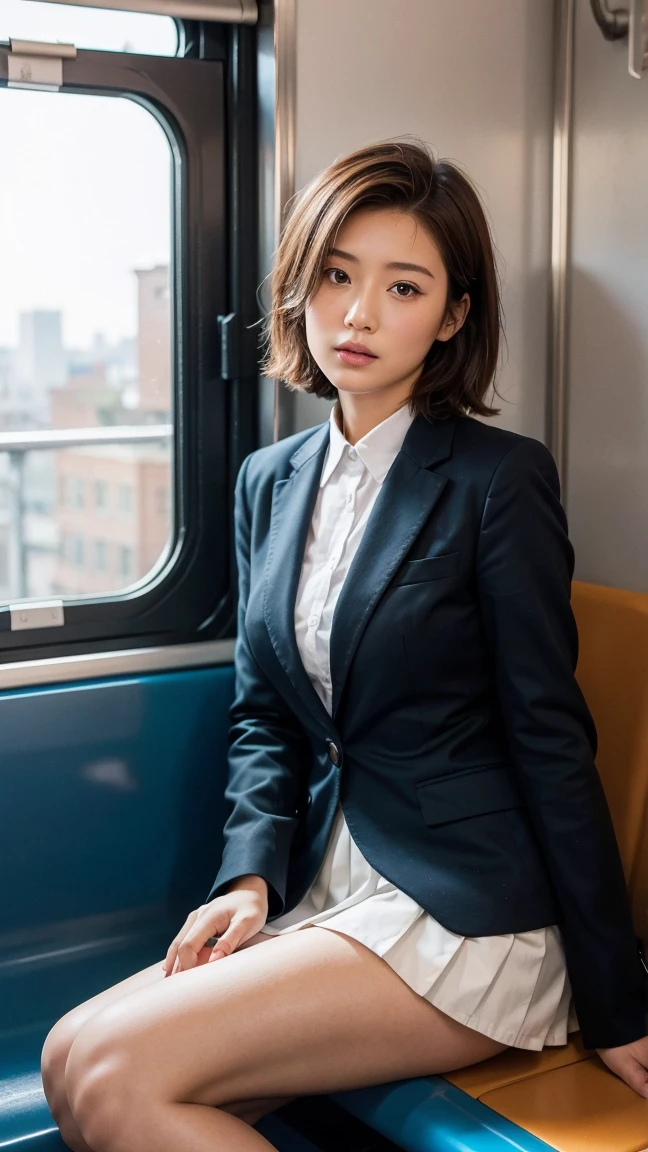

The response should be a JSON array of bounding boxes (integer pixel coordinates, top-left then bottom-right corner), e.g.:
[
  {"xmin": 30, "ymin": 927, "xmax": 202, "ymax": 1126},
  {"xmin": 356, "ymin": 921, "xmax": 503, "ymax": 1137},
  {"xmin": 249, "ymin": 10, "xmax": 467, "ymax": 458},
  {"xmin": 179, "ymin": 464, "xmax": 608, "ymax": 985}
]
[{"xmin": 263, "ymin": 803, "xmax": 580, "ymax": 1050}]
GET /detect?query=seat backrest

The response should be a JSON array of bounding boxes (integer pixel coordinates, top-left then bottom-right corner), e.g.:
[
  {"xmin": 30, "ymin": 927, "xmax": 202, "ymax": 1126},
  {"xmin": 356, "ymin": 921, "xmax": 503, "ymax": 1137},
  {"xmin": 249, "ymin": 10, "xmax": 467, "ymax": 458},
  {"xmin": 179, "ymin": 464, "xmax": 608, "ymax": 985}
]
[{"xmin": 572, "ymin": 580, "xmax": 648, "ymax": 943}]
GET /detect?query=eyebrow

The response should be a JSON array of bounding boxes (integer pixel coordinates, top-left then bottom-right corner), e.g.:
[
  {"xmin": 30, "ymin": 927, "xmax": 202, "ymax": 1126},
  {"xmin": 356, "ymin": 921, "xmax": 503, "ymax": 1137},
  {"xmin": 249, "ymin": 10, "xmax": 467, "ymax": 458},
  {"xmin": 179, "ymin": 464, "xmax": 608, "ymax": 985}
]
[{"xmin": 328, "ymin": 247, "xmax": 434, "ymax": 279}]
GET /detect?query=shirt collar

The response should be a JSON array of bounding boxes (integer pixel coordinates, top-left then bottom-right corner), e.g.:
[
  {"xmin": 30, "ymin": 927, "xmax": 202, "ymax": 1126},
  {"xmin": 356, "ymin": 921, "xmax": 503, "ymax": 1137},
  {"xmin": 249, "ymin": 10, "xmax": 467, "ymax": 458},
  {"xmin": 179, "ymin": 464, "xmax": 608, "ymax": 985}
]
[{"xmin": 320, "ymin": 400, "xmax": 416, "ymax": 487}]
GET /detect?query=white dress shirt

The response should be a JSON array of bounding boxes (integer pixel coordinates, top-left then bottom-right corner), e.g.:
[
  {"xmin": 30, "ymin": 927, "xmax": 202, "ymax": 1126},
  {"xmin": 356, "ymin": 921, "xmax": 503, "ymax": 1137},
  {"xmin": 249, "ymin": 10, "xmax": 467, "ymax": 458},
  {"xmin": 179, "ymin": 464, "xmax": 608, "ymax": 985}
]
[{"xmin": 294, "ymin": 399, "xmax": 415, "ymax": 715}]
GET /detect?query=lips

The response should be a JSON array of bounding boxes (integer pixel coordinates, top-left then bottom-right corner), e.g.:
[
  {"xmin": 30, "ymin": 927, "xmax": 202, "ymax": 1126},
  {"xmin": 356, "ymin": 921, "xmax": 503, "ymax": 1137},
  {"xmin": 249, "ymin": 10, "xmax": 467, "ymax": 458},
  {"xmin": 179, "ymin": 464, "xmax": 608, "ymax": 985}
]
[
  {"xmin": 336, "ymin": 347, "xmax": 377, "ymax": 366},
  {"xmin": 335, "ymin": 342, "xmax": 377, "ymax": 357}
]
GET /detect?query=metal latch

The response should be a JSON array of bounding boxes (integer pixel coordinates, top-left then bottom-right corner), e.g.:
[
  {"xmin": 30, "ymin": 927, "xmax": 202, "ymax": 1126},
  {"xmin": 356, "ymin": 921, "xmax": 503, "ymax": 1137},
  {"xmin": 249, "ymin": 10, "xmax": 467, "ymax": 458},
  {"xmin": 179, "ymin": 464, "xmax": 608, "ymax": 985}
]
[
  {"xmin": 9, "ymin": 601, "xmax": 65, "ymax": 631},
  {"xmin": 8, "ymin": 39, "xmax": 77, "ymax": 93},
  {"xmin": 217, "ymin": 313, "xmax": 261, "ymax": 380}
]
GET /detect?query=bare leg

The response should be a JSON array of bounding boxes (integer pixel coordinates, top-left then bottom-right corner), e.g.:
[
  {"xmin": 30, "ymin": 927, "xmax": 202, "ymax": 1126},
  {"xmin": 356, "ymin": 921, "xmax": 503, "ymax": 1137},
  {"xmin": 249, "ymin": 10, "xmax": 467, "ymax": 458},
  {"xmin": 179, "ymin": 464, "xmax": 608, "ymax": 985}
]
[
  {"xmin": 63, "ymin": 926, "xmax": 509, "ymax": 1152},
  {"xmin": 41, "ymin": 932, "xmax": 287, "ymax": 1151}
]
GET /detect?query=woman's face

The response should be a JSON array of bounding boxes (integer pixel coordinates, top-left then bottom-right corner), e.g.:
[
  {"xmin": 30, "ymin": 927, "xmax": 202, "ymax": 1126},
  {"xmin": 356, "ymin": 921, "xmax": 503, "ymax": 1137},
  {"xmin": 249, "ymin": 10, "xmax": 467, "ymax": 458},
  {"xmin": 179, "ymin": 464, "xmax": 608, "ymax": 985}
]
[{"xmin": 305, "ymin": 207, "xmax": 469, "ymax": 407}]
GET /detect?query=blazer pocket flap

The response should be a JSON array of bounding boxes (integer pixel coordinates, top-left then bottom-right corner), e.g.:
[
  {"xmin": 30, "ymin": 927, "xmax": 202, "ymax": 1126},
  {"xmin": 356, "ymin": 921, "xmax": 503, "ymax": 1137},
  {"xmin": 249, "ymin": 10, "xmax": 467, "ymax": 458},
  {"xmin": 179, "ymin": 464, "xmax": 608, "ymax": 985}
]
[
  {"xmin": 393, "ymin": 551, "xmax": 460, "ymax": 586},
  {"xmin": 415, "ymin": 764, "xmax": 524, "ymax": 827}
]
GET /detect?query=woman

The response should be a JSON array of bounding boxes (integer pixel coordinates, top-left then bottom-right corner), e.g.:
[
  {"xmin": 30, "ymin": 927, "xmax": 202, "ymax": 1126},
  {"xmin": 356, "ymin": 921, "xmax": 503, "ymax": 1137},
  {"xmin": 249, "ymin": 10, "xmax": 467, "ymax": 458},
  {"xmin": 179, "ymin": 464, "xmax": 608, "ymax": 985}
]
[{"xmin": 42, "ymin": 139, "xmax": 648, "ymax": 1152}]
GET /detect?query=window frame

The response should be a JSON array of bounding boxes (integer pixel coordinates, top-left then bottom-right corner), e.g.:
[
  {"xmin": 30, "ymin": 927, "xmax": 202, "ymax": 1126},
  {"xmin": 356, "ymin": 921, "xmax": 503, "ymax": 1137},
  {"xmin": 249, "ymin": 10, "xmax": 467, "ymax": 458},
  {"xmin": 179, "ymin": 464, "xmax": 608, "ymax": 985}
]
[{"xmin": 0, "ymin": 24, "xmax": 258, "ymax": 661}]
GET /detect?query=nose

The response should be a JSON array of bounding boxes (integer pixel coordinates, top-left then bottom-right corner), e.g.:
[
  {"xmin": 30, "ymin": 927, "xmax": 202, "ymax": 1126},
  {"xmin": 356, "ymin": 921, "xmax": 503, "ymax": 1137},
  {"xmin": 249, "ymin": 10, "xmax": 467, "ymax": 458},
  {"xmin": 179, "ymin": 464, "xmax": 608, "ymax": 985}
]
[{"xmin": 344, "ymin": 286, "xmax": 378, "ymax": 332}]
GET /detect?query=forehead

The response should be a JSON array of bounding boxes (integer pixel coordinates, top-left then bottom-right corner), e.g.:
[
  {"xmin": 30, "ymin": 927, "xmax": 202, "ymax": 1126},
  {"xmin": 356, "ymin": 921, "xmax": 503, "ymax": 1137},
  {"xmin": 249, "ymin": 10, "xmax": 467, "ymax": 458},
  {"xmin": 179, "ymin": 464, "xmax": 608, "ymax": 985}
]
[{"xmin": 332, "ymin": 207, "xmax": 442, "ymax": 263}]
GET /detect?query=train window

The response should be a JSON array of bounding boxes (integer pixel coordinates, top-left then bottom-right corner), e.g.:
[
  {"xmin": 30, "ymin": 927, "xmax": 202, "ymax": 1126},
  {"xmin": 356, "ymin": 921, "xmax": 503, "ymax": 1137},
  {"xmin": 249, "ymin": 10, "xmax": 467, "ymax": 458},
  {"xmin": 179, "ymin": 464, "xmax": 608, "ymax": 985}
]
[
  {"xmin": 0, "ymin": 1, "xmax": 178, "ymax": 57},
  {"xmin": 0, "ymin": 22, "xmax": 245, "ymax": 661},
  {"xmin": 0, "ymin": 87, "xmax": 173, "ymax": 605}
]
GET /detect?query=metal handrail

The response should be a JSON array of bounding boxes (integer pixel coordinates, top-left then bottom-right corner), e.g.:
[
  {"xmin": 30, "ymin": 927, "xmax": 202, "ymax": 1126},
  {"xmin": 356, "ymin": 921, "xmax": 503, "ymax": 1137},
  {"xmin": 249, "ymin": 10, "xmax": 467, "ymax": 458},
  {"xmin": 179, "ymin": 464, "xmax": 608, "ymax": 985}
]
[
  {"xmin": 26, "ymin": 0, "xmax": 258, "ymax": 24},
  {"xmin": 0, "ymin": 424, "xmax": 172, "ymax": 454}
]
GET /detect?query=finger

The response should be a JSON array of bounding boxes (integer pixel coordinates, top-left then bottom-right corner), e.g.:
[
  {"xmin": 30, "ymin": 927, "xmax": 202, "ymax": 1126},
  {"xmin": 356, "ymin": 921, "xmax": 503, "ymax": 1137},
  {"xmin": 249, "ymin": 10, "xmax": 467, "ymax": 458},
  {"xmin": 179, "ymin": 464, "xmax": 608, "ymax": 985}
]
[
  {"xmin": 611, "ymin": 1056, "xmax": 648, "ymax": 1099},
  {"xmin": 206, "ymin": 917, "xmax": 248, "ymax": 960},
  {"xmin": 176, "ymin": 913, "xmax": 231, "ymax": 972},
  {"xmin": 163, "ymin": 909, "xmax": 201, "ymax": 974}
]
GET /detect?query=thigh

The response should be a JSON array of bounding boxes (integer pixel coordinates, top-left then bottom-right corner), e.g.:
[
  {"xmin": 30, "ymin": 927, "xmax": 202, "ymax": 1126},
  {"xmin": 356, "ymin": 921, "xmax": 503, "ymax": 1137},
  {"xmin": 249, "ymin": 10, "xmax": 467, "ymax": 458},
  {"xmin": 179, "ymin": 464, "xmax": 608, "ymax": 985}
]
[
  {"xmin": 65, "ymin": 925, "xmax": 508, "ymax": 1113},
  {"xmin": 43, "ymin": 930, "xmax": 272, "ymax": 1052}
]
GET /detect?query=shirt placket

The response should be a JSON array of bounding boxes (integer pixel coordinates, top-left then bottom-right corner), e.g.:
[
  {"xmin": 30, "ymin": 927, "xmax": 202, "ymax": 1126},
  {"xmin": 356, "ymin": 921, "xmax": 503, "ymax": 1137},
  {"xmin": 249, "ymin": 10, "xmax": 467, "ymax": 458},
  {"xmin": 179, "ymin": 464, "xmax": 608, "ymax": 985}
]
[{"xmin": 305, "ymin": 452, "xmax": 362, "ymax": 704}]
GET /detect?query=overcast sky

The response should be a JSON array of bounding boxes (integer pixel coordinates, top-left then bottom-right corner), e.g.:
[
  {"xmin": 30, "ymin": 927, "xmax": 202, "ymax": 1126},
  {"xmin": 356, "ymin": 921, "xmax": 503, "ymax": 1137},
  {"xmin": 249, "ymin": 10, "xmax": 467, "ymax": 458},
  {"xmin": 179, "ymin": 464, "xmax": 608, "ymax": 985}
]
[{"xmin": 0, "ymin": 2, "xmax": 176, "ymax": 349}]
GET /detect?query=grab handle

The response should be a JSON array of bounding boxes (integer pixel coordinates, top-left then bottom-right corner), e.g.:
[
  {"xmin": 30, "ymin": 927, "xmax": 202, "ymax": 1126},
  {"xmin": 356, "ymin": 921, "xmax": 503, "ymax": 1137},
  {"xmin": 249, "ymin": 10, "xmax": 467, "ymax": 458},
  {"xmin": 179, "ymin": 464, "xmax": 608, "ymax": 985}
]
[{"xmin": 629, "ymin": 0, "xmax": 648, "ymax": 78}]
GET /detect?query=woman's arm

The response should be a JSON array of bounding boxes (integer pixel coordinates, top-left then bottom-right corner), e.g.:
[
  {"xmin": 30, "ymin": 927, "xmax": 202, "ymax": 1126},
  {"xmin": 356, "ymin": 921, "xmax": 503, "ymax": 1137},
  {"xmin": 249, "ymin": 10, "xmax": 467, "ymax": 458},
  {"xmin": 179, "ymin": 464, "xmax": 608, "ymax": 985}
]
[
  {"xmin": 205, "ymin": 453, "xmax": 310, "ymax": 917},
  {"xmin": 476, "ymin": 437, "xmax": 647, "ymax": 1051}
]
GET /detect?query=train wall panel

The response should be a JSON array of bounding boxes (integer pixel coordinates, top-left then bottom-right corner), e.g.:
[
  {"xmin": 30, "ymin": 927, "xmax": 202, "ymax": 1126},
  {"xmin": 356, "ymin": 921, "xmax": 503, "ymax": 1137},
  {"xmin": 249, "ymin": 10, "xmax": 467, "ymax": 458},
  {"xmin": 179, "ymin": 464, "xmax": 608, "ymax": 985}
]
[
  {"xmin": 568, "ymin": 0, "xmax": 648, "ymax": 593},
  {"xmin": 290, "ymin": 0, "xmax": 554, "ymax": 443}
]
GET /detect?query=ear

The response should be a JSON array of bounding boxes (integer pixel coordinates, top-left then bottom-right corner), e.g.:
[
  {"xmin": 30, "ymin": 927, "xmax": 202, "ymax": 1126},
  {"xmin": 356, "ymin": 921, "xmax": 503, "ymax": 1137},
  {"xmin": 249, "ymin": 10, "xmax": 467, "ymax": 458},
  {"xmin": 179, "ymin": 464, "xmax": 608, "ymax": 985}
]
[{"xmin": 435, "ymin": 293, "xmax": 471, "ymax": 343}]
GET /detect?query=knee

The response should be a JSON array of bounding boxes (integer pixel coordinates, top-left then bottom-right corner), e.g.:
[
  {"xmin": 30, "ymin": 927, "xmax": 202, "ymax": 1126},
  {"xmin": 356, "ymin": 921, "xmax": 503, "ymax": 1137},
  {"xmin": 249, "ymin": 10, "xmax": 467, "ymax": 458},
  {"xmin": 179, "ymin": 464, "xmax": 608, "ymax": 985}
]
[
  {"xmin": 65, "ymin": 1018, "xmax": 137, "ymax": 1152},
  {"xmin": 41, "ymin": 1015, "xmax": 80, "ymax": 1110}
]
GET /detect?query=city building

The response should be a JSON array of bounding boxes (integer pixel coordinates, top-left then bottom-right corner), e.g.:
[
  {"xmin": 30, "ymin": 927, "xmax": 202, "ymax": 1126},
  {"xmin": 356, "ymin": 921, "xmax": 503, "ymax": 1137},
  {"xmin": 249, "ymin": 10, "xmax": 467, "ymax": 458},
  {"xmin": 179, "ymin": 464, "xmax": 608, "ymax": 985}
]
[
  {"xmin": 51, "ymin": 265, "xmax": 172, "ymax": 599},
  {"xmin": 16, "ymin": 310, "xmax": 66, "ymax": 425}
]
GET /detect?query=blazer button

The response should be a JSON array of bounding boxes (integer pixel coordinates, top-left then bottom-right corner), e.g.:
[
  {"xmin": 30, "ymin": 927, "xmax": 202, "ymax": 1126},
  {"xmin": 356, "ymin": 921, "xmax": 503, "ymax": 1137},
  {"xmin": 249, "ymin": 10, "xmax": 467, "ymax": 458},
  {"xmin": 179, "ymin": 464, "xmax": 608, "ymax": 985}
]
[
  {"xmin": 306, "ymin": 791, "xmax": 312, "ymax": 809},
  {"xmin": 327, "ymin": 740, "xmax": 340, "ymax": 766}
]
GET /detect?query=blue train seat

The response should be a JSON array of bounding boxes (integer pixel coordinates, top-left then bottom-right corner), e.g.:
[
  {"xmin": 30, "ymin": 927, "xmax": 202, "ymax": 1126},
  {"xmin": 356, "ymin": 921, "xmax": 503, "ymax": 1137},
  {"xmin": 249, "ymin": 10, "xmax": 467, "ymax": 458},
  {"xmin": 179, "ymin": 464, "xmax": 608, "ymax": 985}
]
[{"xmin": 2, "ymin": 579, "xmax": 648, "ymax": 1151}]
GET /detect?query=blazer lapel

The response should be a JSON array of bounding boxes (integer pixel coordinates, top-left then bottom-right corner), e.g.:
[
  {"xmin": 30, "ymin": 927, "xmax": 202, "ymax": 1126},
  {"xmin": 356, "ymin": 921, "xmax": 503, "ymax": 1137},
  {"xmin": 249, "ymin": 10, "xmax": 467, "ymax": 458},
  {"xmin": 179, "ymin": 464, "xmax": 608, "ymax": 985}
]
[
  {"xmin": 263, "ymin": 421, "xmax": 333, "ymax": 730},
  {"xmin": 263, "ymin": 411, "xmax": 458, "ymax": 729},
  {"xmin": 329, "ymin": 413, "xmax": 457, "ymax": 717}
]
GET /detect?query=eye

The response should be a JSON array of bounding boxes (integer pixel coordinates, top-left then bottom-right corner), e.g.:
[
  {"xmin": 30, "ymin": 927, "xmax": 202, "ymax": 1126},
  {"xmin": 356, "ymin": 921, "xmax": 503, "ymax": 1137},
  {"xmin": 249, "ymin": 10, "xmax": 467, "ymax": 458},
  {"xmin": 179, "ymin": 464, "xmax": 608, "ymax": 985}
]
[
  {"xmin": 390, "ymin": 282, "xmax": 420, "ymax": 299},
  {"xmin": 322, "ymin": 267, "xmax": 349, "ymax": 285},
  {"xmin": 321, "ymin": 268, "xmax": 421, "ymax": 298}
]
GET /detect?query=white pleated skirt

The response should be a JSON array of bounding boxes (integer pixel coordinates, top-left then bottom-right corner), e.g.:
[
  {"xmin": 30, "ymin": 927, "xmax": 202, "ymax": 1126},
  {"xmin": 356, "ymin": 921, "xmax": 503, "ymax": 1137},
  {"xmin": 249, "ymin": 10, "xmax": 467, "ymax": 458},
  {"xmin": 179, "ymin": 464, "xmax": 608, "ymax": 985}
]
[{"xmin": 263, "ymin": 802, "xmax": 580, "ymax": 1050}]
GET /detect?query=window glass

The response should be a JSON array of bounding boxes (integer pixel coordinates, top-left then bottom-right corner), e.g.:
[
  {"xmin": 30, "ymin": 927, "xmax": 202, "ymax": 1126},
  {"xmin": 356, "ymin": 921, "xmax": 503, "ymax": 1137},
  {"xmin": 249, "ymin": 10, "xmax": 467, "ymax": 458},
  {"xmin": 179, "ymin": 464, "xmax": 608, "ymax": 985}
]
[
  {"xmin": 1, "ymin": 1, "xmax": 178, "ymax": 56},
  {"xmin": 0, "ymin": 87, "xmax": 173, "ymax": 605}
]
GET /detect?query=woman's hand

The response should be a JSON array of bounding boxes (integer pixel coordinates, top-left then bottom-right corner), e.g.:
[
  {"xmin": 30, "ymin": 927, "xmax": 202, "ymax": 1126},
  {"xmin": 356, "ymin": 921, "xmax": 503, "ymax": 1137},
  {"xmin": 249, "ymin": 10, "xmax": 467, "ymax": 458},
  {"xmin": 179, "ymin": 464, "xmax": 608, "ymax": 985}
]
[
  {"xmin": 596, "ymin": 1036, "xmax": 648, "ymax": 1098},
  {"xmin": 162, "ymin": 874, "xmax": 269, "ymax": 976}
]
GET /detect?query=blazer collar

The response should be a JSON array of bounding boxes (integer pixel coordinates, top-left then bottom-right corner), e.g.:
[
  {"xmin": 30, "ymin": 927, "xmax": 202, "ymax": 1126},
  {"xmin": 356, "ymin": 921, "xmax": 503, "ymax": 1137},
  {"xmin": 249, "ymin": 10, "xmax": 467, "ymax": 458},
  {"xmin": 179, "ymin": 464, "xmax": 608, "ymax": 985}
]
[
  {"xmin": 290, "ymin": 406, "xmax": 457, "ymax": 474},
  {"xmin": 263, "ymin": 411, "xmax": 459, "ymax": 730},
  {"xmin": 320, "ymin": 400, "xmax": 416, "ymax": 486}
]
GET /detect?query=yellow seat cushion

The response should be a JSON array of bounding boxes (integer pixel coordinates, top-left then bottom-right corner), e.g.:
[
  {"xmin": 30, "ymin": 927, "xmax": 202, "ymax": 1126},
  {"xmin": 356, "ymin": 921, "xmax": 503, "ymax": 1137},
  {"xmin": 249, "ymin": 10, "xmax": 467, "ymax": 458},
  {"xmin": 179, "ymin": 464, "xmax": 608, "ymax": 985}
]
[
  {"xmin": 443, "ymin": 581, "xmax": 648, "ymax": 1149},
  {"xmin": 444, "ymin": 1034, "xmax": 590, "ymax": 1098},
  {"xmin": 479, "ymin": 1057, "xmax": 648, "ymax": 1152},
  {"xmin": 570, "ymin": 581, "xmax": 648, "ymax": 942}
]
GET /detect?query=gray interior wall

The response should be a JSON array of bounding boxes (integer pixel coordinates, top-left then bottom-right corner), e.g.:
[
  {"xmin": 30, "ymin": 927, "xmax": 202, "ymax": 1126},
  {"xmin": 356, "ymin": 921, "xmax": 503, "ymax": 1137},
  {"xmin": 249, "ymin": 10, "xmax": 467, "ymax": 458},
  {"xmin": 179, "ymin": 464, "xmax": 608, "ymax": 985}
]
[
  {"xmin": 567, "ymin": 0, "xmax": 648, "ymax": 592},
  {"xmin": 287, "ymin": 0, "xmax": 555, "ymax": 441}
]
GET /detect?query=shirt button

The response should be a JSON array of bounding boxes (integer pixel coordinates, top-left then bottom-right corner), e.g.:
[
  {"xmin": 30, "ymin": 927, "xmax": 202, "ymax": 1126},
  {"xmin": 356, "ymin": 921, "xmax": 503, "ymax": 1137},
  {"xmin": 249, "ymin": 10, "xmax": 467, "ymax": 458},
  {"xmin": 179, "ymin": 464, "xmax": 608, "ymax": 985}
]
[
  {"xmin": 308, "ymin": 614, "xmax": 318, "ymax": 628},
  {"xmin": 348, "ymin": 448, "xmax": 357, "ymax": 459}
]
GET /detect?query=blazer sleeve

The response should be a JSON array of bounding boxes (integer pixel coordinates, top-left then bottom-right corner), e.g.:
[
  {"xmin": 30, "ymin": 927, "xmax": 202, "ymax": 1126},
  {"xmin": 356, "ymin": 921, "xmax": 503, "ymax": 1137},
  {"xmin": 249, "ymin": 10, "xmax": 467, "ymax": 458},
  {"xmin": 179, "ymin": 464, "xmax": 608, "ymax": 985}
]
[
  {"xmin": 476, "ymin": 438, "xmax": 647, "ymax": 1050},
  {"xmin": 204, "ymin": 453, "xmax": 310, "ymax": 917}
]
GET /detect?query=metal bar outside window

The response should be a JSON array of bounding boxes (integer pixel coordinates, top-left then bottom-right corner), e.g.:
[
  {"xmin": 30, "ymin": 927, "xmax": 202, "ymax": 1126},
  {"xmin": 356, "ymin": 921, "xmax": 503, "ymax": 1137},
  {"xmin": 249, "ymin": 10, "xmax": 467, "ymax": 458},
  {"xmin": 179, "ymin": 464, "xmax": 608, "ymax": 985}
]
[{"xmin": 0, "ymin": 425, "xmax": 172, "ymax": 453}]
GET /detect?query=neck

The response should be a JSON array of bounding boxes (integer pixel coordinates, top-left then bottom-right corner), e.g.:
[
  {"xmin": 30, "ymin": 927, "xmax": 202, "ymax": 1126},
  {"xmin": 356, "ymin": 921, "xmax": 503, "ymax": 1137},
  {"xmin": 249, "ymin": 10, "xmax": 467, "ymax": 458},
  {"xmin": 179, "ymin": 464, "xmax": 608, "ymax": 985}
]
[{"xmin": 335, "ymin": 391, "xmax": 411, "ymax": 446}]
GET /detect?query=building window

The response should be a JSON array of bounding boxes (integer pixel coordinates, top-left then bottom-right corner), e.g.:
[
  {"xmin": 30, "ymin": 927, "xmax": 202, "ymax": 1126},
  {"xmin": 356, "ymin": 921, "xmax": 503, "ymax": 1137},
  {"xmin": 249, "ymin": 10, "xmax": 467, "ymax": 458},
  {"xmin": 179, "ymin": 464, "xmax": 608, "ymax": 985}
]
[
  {"xmin": 95, "ymin": 480, "xmax": 109, "ymax": 512},
  {"xmin": 156, "ymin": 486, "xmax": 169, "ymax": 517},
  {"xmin": 0, "ymin": 539, "xmax": 9, "ymax": 586},
  {"xmin": 118, "ymin": 546, "xmax": 134, "ymax": 580},
  {"xmin": 73, "ymin": 535, "xmax": 85, "ymax": 570},
  {"xmin": 94, "ymin": 540, "xmax": 108, "ymax": 572},
  {"xmin": 118, "ymin": 484, "xmax": 134, "ymax": 516},
  {"xmin": 64, "ymin": 476, "xmax": 84, "ymax": 509}
]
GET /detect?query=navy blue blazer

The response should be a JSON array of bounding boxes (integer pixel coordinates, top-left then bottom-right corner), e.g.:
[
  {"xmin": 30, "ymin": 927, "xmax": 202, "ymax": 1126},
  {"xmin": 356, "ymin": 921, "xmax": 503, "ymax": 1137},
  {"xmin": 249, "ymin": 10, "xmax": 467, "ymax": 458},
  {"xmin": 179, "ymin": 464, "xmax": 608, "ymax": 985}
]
[{"xmin": 207, "ymin": 410, "xmax": 647, "ymax": 1050}]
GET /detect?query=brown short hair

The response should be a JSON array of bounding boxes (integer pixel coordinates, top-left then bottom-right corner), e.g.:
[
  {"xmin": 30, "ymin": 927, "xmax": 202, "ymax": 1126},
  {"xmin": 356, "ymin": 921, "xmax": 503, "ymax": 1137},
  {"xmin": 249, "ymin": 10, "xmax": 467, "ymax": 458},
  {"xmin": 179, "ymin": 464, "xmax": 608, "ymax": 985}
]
[{"xmin": 261, "ymin": 137, "xmax": 504, "ymax": 420}]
